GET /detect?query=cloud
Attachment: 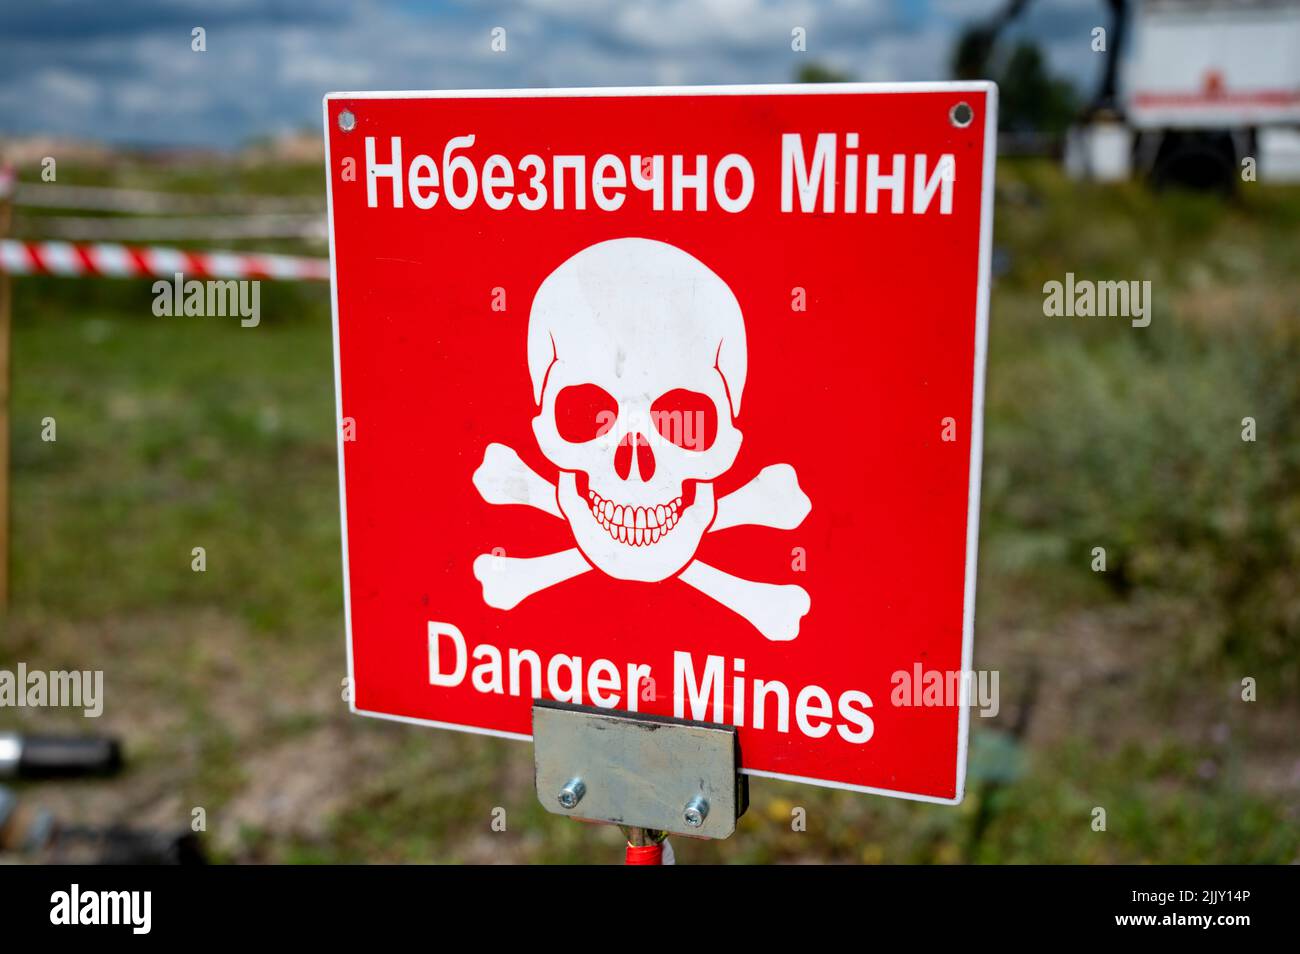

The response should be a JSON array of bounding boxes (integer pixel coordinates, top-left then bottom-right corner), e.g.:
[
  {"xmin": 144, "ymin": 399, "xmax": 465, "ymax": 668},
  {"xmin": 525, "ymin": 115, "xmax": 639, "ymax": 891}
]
[{"xmin": 0, "ymin": 0, "xmax": 1094, "ymax": 147}]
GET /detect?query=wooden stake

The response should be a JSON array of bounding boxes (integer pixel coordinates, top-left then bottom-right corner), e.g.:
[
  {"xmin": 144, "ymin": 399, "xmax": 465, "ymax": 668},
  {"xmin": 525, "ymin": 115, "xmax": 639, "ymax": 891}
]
[{"xmin": 0, "ymin": 168, "xmax": 11, "ymax": 611}]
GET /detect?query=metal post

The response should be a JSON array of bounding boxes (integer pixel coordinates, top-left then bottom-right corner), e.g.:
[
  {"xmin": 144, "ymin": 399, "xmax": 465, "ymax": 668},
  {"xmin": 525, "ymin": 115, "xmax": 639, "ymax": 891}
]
[{"xmin": 621, "ymin": 825, "xmax": 667, "ymax": 865}]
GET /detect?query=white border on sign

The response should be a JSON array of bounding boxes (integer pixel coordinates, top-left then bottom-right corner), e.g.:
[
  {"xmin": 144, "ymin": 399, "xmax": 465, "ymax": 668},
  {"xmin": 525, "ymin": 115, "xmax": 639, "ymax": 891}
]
[{"xmin": 322, "ymin": 82, "xmax": 998, "ymax": 806}]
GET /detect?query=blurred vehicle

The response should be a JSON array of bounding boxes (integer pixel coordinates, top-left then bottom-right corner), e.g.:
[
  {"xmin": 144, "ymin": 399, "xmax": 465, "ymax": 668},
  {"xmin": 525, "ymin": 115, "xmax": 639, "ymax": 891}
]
[{"xmin": 1067, "ymin": 0, "xmax": 1300, "ymax": 186}]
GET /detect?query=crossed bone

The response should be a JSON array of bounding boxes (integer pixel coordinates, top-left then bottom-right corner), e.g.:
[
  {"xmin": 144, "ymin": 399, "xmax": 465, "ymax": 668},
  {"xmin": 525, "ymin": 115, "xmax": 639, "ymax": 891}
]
[{"xmin": 471, "ymin": 443, "xmax": 812, "ymax": 640}]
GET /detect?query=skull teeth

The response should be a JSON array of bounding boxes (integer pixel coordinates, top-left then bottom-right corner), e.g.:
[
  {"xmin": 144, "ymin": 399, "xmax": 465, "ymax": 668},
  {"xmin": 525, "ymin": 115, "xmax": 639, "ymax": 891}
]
[{"xmin": 587, "ymin": 493, "xmax": 682, "ymax": 547}]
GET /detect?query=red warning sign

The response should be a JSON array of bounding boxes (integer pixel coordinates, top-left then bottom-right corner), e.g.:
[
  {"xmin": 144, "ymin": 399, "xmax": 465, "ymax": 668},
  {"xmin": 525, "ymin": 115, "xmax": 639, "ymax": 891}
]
[{"xmin": 325, "ymin": 83, "xmax": 996, "ymax": 801}]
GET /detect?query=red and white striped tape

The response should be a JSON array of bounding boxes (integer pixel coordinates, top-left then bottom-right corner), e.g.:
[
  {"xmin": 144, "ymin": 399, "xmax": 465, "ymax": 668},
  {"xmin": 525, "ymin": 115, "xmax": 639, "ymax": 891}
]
[{"xmin": 0, "ymin": 239, "xmax": 329, "ymax": 282}]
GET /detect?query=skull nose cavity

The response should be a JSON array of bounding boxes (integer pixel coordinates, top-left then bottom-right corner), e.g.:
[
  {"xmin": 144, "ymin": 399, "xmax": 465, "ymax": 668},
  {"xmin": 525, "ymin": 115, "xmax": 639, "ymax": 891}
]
[{"xmin": 614, "ymin": 432, "xmax": 656, "ymax": 481}]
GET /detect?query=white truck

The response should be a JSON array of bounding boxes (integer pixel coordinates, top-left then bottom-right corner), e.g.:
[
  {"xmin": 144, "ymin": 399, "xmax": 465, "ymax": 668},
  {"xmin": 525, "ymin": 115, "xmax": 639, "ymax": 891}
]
[{"xmin": 1066, "ymin": 0, "xmax": 1300, "ymax": 186}]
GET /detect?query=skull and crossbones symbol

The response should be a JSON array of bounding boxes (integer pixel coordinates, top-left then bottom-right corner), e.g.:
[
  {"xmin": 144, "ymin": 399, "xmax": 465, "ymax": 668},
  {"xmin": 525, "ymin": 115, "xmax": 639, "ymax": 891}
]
[{"xmin": 471, "ymin": 237, "xmax": 811, "ymax": 641}]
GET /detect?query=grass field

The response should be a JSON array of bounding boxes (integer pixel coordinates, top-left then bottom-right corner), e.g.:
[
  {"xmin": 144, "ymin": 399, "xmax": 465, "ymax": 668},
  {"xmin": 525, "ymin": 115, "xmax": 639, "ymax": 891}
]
[{"xmin": 3, "ymin": 158, "xmax": 1297, "ymax": 863}]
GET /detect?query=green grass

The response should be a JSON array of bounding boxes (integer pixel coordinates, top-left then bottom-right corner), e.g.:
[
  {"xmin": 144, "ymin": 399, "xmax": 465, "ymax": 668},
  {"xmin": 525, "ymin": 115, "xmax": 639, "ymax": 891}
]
[
  {"xmin": 982, "ymin": 165, "xmax": 1300, "ymax": 690},
  {"xmin": 2, "ymin": 158, "xmax": 1298, "ymax": 863},
  {"xmin": 11, "ymin": 287, "xmax": 340, "ymax": 634}
]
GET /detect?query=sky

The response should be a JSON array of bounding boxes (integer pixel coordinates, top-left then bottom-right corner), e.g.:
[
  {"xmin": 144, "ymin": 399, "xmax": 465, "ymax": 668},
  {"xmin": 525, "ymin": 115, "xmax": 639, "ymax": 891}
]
[{"xmin": 0, "ymin": 0, "xmax": 1103, "ymax": 147}]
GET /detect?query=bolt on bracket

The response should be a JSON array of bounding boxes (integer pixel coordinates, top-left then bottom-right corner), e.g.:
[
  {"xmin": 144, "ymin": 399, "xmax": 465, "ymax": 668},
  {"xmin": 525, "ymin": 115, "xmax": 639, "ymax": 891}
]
[{"xmin": 532, "ymin": 701, "xmax": 748, "ymax": 840}]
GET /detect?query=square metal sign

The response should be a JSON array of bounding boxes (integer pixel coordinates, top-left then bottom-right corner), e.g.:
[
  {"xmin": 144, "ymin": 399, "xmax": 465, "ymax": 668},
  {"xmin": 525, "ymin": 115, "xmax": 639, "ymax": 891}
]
[{"xmin": 324, "ymin": 83, "xmax": 997, "ymax": 802}]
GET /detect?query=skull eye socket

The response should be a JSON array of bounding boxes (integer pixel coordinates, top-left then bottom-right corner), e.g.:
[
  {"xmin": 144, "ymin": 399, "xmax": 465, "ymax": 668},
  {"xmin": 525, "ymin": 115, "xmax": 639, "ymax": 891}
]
[
  {"xmin": 555, "ymin": 384, "xmax": 618, "ymax": 443},
  {"xmin": 651, "ymin": 389, "xmax": 717, "ymax": 452}
]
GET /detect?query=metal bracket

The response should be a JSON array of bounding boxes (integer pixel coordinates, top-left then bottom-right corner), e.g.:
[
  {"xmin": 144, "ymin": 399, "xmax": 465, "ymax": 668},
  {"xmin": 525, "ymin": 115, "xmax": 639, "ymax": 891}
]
[{"xmin": 532, "ymin": 701, "xmax": 748, "ymax": 840}]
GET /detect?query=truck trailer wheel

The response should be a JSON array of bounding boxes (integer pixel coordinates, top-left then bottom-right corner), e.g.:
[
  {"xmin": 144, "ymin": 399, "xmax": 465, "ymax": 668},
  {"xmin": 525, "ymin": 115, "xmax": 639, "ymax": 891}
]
[{"xmin": 1148, "ymin": 130, "xmax": 1240, "ymax": 193}]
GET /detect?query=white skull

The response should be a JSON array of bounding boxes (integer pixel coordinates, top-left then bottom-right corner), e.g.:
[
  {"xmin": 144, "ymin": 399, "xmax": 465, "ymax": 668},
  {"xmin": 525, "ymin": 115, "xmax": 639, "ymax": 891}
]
[{"xmin": 528, "ymin": 238, "xmax": 747, "ymax": 582}]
